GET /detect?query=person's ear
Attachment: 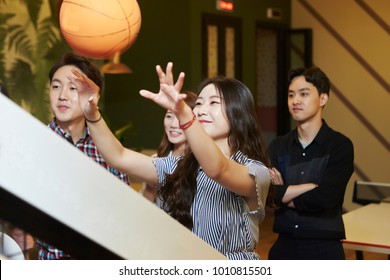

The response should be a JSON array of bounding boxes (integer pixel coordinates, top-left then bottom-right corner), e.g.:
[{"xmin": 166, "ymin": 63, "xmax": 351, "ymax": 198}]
[{"xmin": 320, "ymin": 93, "xmax": 328, "ymax": 106}]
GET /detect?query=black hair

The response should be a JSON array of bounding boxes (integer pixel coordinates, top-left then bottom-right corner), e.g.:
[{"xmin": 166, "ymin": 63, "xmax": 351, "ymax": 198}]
[
  {"xmin": 160, "ymin": 77, "xmax": 270, "ymax": 229},
  {"xmin": 49, "ymin": 52, "xmax": 103, "ymax": 93},
  {"xmin": 288, "ymin": 66, "xmax": 330, "ymax": 96},
  {"xmin": 157, "ymin": 91, "xmax": 198, "ymax": 157}
]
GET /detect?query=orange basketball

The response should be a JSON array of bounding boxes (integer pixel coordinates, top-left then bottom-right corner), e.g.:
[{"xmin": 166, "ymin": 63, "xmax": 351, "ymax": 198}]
[{"xmin": 59, "ymin": 0, "xmax": 141, "ymax": 60}]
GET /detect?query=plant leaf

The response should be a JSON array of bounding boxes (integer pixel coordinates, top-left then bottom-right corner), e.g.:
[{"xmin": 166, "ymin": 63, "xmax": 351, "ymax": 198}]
[
  {"xmin": 20, "ymin": 0, "xmax": 44, "ymax": 29},
  {"xmin": 7, "ymin": 24, "xmax": 33, "ymax": 58},
  {"xmin": 0, "ymin": 12, "xmax": 15, "ymax": 25},
  {"xmin": 7, "ymin": 58, "xmax": 36, "ymax": 102},
  {"xmin": 113, "ymin": 121, "xmax": 138, "ymax": 144}
]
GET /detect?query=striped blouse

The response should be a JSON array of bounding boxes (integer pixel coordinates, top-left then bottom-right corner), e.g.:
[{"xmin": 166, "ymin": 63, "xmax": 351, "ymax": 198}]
[{"xmin": 153, "ymin": 151, "xmax": 270, "ymax": 260}]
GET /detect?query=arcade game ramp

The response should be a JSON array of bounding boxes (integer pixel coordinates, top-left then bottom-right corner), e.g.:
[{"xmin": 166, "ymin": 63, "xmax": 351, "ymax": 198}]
[{"xmin": 0, "ymin": 94, "xmax": 225, "ymax": 260}]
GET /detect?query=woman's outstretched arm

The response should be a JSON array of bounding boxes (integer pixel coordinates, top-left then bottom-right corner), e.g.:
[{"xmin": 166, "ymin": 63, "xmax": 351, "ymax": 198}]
[
  {"xmin": 70, "ymin": 68, "xmax": 158, "ymax": 185},
  {"xmin": 140, "ymin": 63, "xmax": 269, "ymax": 209}
]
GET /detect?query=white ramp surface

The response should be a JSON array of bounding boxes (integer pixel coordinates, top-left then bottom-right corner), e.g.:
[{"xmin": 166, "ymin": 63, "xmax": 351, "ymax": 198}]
[{"xmin": 0, "ymin": 94, "xmax": 225, "ymax": 260}]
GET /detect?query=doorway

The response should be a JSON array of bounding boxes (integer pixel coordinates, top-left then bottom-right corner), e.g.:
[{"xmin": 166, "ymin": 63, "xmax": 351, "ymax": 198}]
[
  {"xmin": 255, "ymin": 25, "xmax": 312, "ymax": 144},
  {"xmin": 202, "ymin": 14, "xmax": 242, "ymax": 80}
]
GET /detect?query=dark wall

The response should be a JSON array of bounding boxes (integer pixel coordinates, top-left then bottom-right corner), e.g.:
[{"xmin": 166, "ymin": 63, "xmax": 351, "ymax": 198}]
[
  {"xmin": 103, "ymin": 0, "xmax": 193, "ymax": 150},
  {"xmin": 104, "ymin": 0, "xmax": 290, "ymax": 149}
]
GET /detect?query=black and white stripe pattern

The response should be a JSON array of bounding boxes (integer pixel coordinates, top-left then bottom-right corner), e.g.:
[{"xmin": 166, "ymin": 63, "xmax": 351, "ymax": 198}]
[{"xmin": 153, "ymin": 151, "xmax": 269, "ymax": 260}]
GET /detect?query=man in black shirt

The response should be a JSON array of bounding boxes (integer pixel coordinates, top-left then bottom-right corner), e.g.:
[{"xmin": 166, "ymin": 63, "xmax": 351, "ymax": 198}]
[{"xmin": 268, "ymin": 66, "xmax": 354, "ymax": 260}]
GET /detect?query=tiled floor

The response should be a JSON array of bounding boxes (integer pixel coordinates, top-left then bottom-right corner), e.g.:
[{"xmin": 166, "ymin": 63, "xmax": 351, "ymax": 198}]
[{"xmin": 256, "ymin": 207, "xmax": 389, "ymax": 260}]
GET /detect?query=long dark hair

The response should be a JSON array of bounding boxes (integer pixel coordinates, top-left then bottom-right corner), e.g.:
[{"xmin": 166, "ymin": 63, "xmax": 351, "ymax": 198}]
[
  {"xmin": 156, "ymin": 91, "xmax": 198, "ymax": 156},
  {"xmin": 160, "ymin": 77, "xmax": 270, "ymax": 229}
]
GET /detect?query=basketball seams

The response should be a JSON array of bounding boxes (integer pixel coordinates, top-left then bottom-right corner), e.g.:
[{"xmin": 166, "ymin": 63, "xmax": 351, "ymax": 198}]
[
  {"xmin": 63, "ymin": 0, "xmax": 130, "ymax": 20},
  {"xmin": 59, "ymin": 0, "xmax": 141, "ymax": 59}
]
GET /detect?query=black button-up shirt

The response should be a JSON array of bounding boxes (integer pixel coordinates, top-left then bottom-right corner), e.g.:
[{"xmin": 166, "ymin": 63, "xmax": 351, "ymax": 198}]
[{"xmin": 268, "ymin": 120, "xmax": 354, "ymax": 239}]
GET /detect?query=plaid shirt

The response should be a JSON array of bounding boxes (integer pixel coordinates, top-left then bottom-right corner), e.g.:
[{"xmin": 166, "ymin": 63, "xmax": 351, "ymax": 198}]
[{"xmin": 37, "ymin": 119, "xmax": 130, "ymax": 259}]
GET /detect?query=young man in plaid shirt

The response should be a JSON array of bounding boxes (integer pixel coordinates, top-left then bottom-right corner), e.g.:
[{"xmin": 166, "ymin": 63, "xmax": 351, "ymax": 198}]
[{"xmin": 36, "ymin": 52, "xmax": 131, "ymax": 259}]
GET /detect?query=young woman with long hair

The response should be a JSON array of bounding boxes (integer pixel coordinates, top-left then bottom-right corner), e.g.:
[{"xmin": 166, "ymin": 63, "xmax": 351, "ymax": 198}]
[{"xmin": 74, "ymin": 62, "xmax": 271, "ymax": 259}]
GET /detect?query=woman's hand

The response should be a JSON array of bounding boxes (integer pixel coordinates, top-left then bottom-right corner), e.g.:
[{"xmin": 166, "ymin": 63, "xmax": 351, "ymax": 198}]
[
  {"xmin": 269, "ymin": 167, "xmax": 283, "ymax": 185},
  {"xmin": 140, "ymin": 62, "xmax": 188, "ymax": 115},
  {"xmin": 69, "ymin": 68, "xmax": 100, "ymax": 120}
]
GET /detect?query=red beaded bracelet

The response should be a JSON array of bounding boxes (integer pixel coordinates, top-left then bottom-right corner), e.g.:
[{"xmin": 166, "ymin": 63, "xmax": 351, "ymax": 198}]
[{"xmin": 179, "ymin": 112, "xmax": 196, "ymax": 130}]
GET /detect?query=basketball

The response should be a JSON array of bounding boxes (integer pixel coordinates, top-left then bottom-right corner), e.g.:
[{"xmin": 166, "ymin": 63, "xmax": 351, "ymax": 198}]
[{"xmin": 59, "ymin": 0, "xmax": 141, "ymax": 60}]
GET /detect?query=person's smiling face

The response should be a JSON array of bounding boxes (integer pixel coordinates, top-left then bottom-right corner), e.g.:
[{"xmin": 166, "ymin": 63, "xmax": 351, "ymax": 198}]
[
  {"xmin": 193, "ymin": 84, "xmax": 230, "ymax": 141},
  {"xmin": 288, "ymin": 75, "xmax": 328, "ymax": 124},
  {"xmin": 49, "ymin": 65, "xmax": 85, "ymax": 125},
  {"xmin": 164, "ymin": 110, "xmax": 187, "ymax": 148}
]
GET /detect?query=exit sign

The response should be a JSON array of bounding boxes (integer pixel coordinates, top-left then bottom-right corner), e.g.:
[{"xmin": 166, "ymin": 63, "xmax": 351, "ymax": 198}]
[{"xmin": 216, "ymin": 0, "xmax": 234, "ymax": 12}]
